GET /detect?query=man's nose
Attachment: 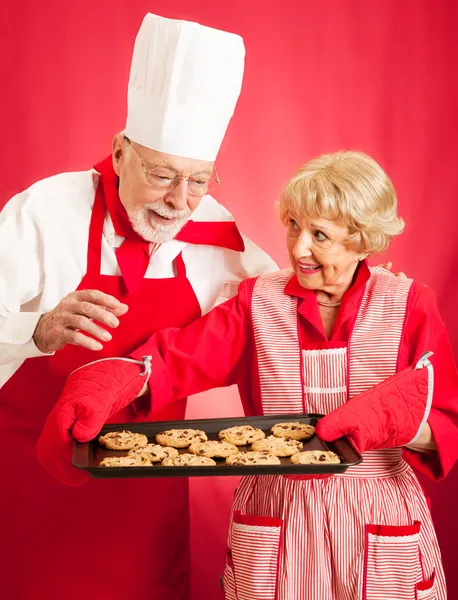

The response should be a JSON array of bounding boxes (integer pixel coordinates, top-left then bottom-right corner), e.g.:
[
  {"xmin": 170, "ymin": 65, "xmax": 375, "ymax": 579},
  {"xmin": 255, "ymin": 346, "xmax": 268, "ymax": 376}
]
[{"xmin": 165, "ymin": 179, "xmax": 189, "ymax": 210}]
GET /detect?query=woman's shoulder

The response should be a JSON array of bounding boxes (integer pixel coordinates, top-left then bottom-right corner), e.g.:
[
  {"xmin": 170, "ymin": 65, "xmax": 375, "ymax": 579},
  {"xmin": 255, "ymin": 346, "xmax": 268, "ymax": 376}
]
[
  {"xmin": 368, "ymin": 269, "xmax": 438, "ymax": 312},
  {"xmin": 406, "ymin": 280, "xmax": 437, "ymax": 313},
  {"xmin": 368, "ymin": 267, "xmax": 414, "ymax": 297}
]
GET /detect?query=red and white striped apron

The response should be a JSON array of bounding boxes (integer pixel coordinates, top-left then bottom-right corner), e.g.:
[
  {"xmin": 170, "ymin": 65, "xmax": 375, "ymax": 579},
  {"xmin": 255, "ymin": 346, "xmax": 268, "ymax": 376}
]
[{"xmin": 223, "ymin": 268, "xmax": 444, "ymax": 600}]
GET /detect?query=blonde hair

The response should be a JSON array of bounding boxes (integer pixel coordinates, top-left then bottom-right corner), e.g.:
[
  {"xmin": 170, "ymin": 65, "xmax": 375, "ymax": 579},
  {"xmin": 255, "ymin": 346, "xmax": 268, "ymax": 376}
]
[{"xmin": 278, "ymin": 151, "xmax": 405, "ymax": 254}]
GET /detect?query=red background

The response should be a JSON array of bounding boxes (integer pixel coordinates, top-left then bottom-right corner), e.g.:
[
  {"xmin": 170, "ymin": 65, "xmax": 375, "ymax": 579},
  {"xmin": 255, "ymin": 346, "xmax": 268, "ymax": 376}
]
[{"xmin": 2, "ymin": 1, "xmax": 457, "ymax": 597}]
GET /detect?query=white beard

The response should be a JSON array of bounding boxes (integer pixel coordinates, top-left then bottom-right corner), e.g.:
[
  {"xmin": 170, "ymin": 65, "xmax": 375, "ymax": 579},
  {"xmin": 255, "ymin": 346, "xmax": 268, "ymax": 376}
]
[{"xmin": 128, "ymin": 201, "xmax": 191, "ymax": 244}]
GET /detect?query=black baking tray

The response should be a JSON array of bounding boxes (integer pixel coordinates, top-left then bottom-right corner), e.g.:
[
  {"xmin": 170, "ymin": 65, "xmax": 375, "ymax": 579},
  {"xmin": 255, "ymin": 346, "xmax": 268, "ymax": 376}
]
[{"xmin": 72, "ymin": 413, "xmax": 362, "ymax": 478}]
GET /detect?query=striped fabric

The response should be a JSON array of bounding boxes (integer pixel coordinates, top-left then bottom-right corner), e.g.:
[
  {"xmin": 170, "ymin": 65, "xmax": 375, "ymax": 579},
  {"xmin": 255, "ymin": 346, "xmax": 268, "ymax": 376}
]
[
  {"xmin": 231, "ymin": 470, "xmax": 439, "ymax": 599},
  {"xmin": 251, "ymin": 268, "xmax": 303, "ymax": 414},
  {"xmin": 416, "ymin": 574, "xmax": 437, "ymax": 600},
  {"xmin": 224, "ymin": 269, "xmax": 445, "ymax": 599},
  {"xmin": 303, "ymin": 347, "xmax": 347, "ymax": 408},
  {"xmin": 364, "ymin": 522, "xmax": 421, "ymax": 599},
  {"xmin": 231, "ymin": 518, "xmax": 282, "ymax": 600},
  {"xmin": 223, "ymin": 563, "xmax": 238, "ymax": 600},
  {"xmin": 348, "ymin": 266, "xmax": 413, "ymax": 397}
]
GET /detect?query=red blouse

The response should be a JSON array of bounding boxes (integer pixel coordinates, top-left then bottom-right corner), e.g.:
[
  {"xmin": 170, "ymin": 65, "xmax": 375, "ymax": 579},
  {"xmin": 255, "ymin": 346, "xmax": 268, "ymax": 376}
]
[{"xmin": 134, "ymin": 262, "xmax": 458, "ymax": 481}]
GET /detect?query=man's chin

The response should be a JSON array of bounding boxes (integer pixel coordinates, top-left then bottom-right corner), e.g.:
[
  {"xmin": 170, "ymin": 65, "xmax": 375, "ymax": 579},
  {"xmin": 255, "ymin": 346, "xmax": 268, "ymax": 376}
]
[{"xmin": 139, "ymin": 220, "xmax": 187, "ymax": 244}]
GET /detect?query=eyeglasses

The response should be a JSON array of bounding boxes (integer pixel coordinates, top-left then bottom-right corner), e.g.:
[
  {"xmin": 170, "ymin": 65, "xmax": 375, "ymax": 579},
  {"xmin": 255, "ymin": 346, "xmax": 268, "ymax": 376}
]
[{"xmin": 124, "ymin": 137, "xmax": 220, "ymax": 197}]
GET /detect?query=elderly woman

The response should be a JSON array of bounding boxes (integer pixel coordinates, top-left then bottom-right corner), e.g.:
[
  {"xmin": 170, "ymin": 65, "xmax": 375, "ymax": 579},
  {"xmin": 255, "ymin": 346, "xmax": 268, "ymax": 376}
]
[{"xmin": 39, "ymin": 151, "xmax": 458, "ymax": 599}]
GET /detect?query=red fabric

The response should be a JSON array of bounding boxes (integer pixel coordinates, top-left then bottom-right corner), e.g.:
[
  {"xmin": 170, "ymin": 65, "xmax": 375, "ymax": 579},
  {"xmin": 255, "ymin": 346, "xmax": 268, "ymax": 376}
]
[
  {"xmin": 176, "ymin": 219, "xmax": 245, "ymax": 251},
  {"xmin": 366, "ymin": 521, "xmax": 421, "ymax": 537},
  {"xmin": 133, "ymin": 270, "xmax": 458, "ymax": 481},
  {"xmin": 95, "ymin": 155, "xmax": 245, "ymax": 294},
  {"xmin": 416, "ymin": 573, "xmax": 436, "ymax": 591},
  {"xmin": 37, "ymin": 358, "xmax": 147, "ymax": 486},
  {"xmin": 233, "ymin": 511, "xmax": 283, "ymax": 528},
  {"xmin": 115, "ymin": 236, "xmax": 152, "ymax": 294},
  {"xmin": 0, "ymin": 165, "xmax": 203, "ymax": 600},
  {"xmin": 397, "ymin": 285, "xmax": 458, "ymax": 480},
  {"xmin": 315, "ymin": 363, "xmax": 430, "ymax": 454},
  {"xmin": 288, "ymin": 264, "xmax": 458, "ymax": 480},
  {"xmin": 95, "ymin": 156, "xmax": 151, "ymax": 294},
  {"xmin": 2, "ymin": 3, "xmax": 458, "ymax": 598}
]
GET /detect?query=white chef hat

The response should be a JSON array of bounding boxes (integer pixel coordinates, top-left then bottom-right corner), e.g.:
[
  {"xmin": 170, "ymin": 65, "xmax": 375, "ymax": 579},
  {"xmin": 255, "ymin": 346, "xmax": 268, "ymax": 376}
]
[{"xmin": 124, "ymin": 14, "xmax": 245, "ymax": 162}]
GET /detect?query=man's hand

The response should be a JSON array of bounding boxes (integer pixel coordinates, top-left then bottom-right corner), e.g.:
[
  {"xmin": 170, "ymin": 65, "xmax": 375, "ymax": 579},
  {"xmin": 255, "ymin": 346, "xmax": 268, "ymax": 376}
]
[
  {"xmin": 33, "ymin": 290, "xmax": 129, "ymax": 353},
  {"xmin": 376, "ymin": 261, "xmax": 406, "ymax": 278}
]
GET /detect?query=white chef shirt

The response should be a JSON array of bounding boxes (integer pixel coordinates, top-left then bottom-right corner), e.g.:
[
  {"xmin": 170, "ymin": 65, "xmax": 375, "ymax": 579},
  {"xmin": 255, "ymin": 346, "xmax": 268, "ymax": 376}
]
[{"xmin": 0, "ymin": 169, "xmax": 278, "ymax": 387}]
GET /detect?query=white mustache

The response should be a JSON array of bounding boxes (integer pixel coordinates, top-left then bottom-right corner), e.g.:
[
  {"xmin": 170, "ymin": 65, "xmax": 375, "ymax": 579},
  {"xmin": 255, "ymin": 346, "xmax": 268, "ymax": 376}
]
[{"xmin": 145, "ymin": 202, "xmax": 190, "ymax": 220}]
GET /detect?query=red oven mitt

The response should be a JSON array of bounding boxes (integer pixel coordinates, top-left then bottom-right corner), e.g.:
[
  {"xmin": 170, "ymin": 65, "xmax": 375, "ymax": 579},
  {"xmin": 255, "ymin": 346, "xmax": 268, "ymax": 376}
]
[
  {"xmin": 316, "ymin": 353, "xmax": 434, "ymax": 455},
  {"xmin": 36, "ymin": 356, "xmax": 152, "ymax": 486}
]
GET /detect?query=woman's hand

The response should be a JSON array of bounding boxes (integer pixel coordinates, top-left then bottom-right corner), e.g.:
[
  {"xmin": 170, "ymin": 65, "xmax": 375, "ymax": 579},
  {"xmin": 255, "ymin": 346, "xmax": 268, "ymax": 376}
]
[
  {"xmin": 36, "ymin": 356, "xmax": 151, "ymax": 486},
  {"xmin": 316, "ymin": 354, "xmax": 434, "ymax": 454}
]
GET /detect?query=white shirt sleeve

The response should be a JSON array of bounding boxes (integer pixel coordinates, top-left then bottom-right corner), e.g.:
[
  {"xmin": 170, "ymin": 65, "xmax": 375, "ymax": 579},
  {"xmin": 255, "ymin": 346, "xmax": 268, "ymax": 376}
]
[
  {"xmin": 212, "ymin": 234, "xmax": 279, "ymax": 306},
  {"xmin": 0, "ymin": 189, "xmax": 50, "ymax": 364}
]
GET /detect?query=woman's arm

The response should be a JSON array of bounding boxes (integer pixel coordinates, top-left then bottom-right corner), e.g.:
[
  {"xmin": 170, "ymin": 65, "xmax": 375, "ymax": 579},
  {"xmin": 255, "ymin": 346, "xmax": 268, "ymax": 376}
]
[
  {"xmin": 130, "ymin": 277, "xmax": 257, "ymax": 416},
  {"xmin": 406, "ymin": 422, "xmax": 436, "ymax": 453},
  {"xmin": 400, "ymin": 283, "xmax": 458, "ymax": 479}
]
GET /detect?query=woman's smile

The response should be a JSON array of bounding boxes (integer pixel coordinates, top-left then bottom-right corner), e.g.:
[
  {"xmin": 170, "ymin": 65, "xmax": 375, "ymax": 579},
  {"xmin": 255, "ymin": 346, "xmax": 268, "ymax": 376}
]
[{"xmin": 296, "ymin": 261, "xmax": 322, "ymax": 274}]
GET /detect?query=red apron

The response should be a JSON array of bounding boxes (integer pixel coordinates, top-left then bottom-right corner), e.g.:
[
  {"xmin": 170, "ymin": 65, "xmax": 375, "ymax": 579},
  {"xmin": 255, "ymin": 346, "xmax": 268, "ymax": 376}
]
[{"xmin": 0, "ymin": 168, "xmax": 202, "ymax": 599}]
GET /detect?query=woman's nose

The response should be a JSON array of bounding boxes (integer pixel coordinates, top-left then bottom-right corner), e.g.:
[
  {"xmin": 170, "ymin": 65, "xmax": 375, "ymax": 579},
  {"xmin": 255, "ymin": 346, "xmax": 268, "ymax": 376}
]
[{"xmin": 293, "ymin": 234, "xmax": 313, "ymax": 259}]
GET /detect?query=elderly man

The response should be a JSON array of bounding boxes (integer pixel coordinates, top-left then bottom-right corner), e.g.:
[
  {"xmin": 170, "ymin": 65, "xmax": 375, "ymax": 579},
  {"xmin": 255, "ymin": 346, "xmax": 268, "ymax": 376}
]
[{"xmin": 0, "ymin": 14, "xmax": 276, "ymax": 600}]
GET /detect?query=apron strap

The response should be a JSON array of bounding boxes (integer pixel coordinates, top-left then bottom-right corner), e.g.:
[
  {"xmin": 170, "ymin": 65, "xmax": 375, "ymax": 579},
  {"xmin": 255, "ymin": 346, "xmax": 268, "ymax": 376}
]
[
  {"xmin": 88, "ymin": 176, "xmax": 189, "ymax": 283},
  {"xmin": 86, "ymin": 178, "xmax": 106, "ymax": 277}
]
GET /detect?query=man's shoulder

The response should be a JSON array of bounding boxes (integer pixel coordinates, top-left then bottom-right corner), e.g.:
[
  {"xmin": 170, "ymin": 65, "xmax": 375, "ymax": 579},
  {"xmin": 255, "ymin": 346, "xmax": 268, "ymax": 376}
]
[
  {"xmin": 2, "ymin": 170, "xmax": 97, "ymax": 220},
  {"xmin": 191, "ymin": 194, "xmax": 234, "ymax": 222},
  {"xmin": 26, "ymin": 170, "xmax": 97, "ymax": 204}
]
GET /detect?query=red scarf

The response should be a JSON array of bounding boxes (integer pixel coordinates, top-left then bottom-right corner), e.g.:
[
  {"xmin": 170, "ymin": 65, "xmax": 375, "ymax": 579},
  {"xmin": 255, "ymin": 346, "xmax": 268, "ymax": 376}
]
[{"xmin": 94, "ymin": 156, "xmax": 245, "ymax": 294}]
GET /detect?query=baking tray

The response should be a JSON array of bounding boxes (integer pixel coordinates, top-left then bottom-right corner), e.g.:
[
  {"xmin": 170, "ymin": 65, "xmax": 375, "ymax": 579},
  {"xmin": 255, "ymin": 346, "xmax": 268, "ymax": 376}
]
[{"xmin": 72, "ymin": 413, "xmax": 362, "ymax": 478}]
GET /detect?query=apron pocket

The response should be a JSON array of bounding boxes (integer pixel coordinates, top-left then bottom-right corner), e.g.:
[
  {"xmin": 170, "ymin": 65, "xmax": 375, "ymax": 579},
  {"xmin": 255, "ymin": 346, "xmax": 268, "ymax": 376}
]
[
  {"xmin": 229, "ymin": 510, "xmax": 283, "ymax": 600},
  {"xmin": 363, "ymin": 521, "xmax": 422, "ymax": 600},
  {"xmin": 416, "ymin": 571, "xmax": 436, "ymax": 600}
]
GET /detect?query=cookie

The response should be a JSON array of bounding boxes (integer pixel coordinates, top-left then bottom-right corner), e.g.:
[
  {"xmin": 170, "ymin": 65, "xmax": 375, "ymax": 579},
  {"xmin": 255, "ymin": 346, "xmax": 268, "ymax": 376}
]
[
  {"xmin": 161, "ymin": 454, "xmax": 216, "ymax": 467},
  {"xmin": 225, "ymin": 451, "xmax": 281, "ymax": 465},
  {"xmin": 155, "ymin": 429, "xmax": 208, "ymax": 448},
  {"xmin": 251, "ymin": 435, "xmax": 303, "ymax": 457},
  {"xmin": 99, "ymin": 455, "xmax": 152, "ymax": 467},
  {"xmin": 188, "ymin": 440, "xmax": 239, "ymax": 458},
  {"xmin": 98, "ymin": 430, "xmax": 148, "ymax": 451},
  {"xmin": 270, "ymin": 422, "xmax": 315, "ymax": 441},
  {"xmin": 218, "ymin": 425, "xmax": 266, "ymax": 446},
  {"xmin": 128, "ymin": 444, "xmax": 179, "ymax": 463},
  {"xmin": 290, "ymin": 450, "xmax": 341, "ymax": 465}
]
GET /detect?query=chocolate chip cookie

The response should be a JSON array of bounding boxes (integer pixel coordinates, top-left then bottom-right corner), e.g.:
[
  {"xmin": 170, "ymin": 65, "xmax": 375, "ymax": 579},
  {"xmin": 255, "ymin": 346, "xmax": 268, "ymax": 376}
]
[
  {"xmin": 155, "ymin": 429, "xmax": 208, "ymax": 448},
  {"xmin": 270, "ymin": 422, "xmax": 315, "ymax": 441},
  {"xmin": 188, "ymin": 440, "xmax": 239, "ymax": 458},
  {"xmin": 251, "ymin": 435, "xmax": 303, "ymax": 457},
  {"xmin": 218, "ymin": 425, "xmax": 266, "ymax": 446},
  {"xmin": 128, "ymin": 444, "xmax": 179, "ymax": 463},
  {"xmin": 99, "ymin": 455, "xmax": 152, "ymax": 467},
  {"xmin": 161, "ymin": 453, "xmax": 216, "ymax": 467},
  {"xmin": 225, "ymin": 450, "xmax": 281, "ymax": 465},
  {"xmin": 98, "ymin": 430, "xmax": 148, "ymax": 451},
  {"xmin": 290, "ymin": 450, "xmax": 340, "ymax": 465}
]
